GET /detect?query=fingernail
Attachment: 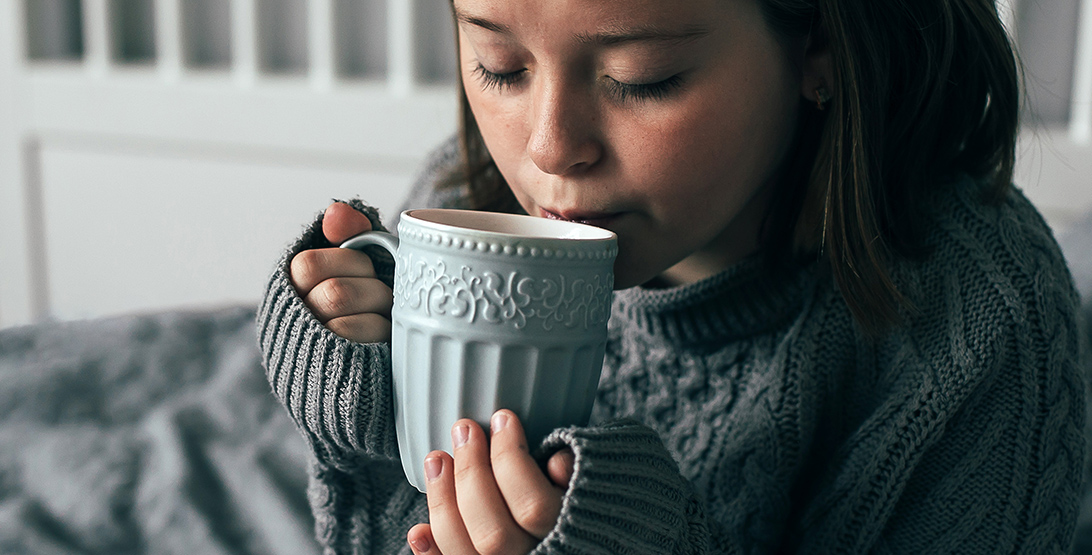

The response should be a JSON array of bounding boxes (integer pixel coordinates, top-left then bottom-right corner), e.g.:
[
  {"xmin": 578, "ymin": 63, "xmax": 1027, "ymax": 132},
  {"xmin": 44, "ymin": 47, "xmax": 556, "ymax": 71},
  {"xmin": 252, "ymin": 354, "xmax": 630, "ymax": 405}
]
[
  {"xmin": 491, "ymin": 411, "xmax": 508, "ymax": 434},
  {"xmin": 424, "ymin": 456, "xmax": 442, "ymax": 482},
  {"xmin": 410, "ymin": 536, "xmax": 431, "ymax": 552},
  {"xmin": 452, "ymin": 423, "xmax": 469, "ymax": 448}
]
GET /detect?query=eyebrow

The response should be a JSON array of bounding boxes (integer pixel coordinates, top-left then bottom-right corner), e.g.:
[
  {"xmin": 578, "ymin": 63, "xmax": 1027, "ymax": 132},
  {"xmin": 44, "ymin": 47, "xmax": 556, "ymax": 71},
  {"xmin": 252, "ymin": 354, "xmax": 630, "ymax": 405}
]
[
  {"xmin": 576, "ymin": 24, "xmax": 711, "ymax": 46},
  {"xmin": 455, "ymin": 10, "xmax": 512, "ymax": 35},
  {"xmin": 454, "ymin": 7, "xmax": 710, "ymax": 47}
]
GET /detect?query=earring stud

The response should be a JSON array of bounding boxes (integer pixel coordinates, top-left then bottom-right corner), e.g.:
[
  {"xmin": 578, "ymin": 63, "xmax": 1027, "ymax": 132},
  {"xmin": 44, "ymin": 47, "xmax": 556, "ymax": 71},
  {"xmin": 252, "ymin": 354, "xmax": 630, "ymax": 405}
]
[{"xmin": 815, "ymin": 86, "xmax": 832, "ymax": 110}]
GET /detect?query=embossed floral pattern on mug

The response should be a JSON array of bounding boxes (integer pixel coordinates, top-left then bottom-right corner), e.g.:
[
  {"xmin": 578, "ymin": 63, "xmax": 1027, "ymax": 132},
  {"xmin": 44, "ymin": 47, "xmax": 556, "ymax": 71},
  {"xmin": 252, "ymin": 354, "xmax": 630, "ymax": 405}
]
[{"xmin": 394, "ymin": 254, "xmax": 613, "ymax": 331}]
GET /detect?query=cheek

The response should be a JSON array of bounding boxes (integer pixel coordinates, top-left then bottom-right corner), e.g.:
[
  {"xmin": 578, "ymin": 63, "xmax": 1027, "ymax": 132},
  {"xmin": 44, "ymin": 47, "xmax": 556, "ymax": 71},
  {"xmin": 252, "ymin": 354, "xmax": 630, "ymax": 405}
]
[
  {"xmin": 623, "ymin": 74, "xmax": 799, "ymax": 204},
  {"xmin": 463, "ymin": 88, "xmax": 528, "ymax": 179},
  {"xmin": 459, "ymin": 39, "xmax": 525, "ymax": 176},
  {"xmin": 608, "ymin": 108, "xmax": 746, "ymax": 213}
]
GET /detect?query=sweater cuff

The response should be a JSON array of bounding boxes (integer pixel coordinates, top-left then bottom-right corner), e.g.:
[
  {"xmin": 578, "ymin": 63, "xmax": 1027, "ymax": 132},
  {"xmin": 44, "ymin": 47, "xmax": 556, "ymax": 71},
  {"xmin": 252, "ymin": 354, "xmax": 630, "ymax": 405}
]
[
  {"xmin": 532, "ymin": 420, "xmax": 711, "ymax": 554},
  {"xmin": 257, "ymin": 200, "xmax": 399, "ymax": 466}
]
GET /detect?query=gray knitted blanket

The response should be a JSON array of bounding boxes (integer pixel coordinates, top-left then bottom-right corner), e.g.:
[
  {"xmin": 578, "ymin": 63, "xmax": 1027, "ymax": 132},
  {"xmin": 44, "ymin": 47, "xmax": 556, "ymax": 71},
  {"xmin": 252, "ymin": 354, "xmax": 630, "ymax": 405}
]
[{"xmin": 0, "ymin": 306, "xmax": 318, "ymax": 554}]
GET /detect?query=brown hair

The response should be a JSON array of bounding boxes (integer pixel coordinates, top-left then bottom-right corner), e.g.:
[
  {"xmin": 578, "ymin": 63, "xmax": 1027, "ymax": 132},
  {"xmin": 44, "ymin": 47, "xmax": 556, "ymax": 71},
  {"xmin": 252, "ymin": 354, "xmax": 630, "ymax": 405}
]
[{"xmin": 446, "ymin": 0, "xmax": 1021, "ymax": 334}]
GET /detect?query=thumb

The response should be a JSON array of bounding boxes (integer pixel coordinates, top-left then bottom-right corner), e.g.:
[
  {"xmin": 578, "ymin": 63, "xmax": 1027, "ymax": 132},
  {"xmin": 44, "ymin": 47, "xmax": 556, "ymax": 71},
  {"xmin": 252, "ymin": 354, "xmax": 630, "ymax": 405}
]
[
  {"xmin": 547, "ymin": 448, "xmax": 575, "ymax": 489},
  {"xmin": 322, "ymin": 202, "xmax": 373, "ymax": 245}
]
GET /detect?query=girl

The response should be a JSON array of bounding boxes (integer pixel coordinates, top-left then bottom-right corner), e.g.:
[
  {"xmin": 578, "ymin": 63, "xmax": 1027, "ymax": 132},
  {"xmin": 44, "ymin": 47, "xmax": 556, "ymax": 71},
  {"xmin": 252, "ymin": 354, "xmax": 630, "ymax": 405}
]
[{"xmin": 258, "ymin": 0, "xmax": 1088, "ymax": 552}]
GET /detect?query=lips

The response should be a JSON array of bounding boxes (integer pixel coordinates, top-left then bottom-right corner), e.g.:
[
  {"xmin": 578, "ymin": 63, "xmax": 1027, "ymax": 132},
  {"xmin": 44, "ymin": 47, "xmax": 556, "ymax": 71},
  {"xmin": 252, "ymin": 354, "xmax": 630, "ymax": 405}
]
[{"xmin": 540, "ymin": 208, "xmax": 622, "ymax": 228}]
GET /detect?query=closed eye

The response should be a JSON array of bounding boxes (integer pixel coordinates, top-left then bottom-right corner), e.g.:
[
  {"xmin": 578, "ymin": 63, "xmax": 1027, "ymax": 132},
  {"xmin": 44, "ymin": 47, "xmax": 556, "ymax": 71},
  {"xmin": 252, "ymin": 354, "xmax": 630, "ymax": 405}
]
[
  {"xmin": 472, "ymin": 62, "xmax": 684, "ymax": 103},
  {"xmin": 472, "ymin": 63, "xmax": 526, "ymax": 92},
  {"xmin": 605, "ymin": 74, "xmax": 684, "ymax": 103}
]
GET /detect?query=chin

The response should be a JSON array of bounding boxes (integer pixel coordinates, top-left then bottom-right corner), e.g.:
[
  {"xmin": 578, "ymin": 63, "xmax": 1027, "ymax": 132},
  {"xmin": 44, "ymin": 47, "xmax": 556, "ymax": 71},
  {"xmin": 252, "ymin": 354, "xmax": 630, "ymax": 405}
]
[
  {"xmin": 610, "ymin": 260, "xmax": 656, "ymax": 290},
  {"xmin": 612, "ymin": 277, "xmax": 642, "ymax": 290}
]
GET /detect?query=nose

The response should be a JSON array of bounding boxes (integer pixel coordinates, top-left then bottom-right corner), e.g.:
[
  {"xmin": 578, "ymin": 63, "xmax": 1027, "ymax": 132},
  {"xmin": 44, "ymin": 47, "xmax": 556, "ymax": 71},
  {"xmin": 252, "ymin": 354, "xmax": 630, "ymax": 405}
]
[{"xmin": 527, "ymin": 79, "xmax": 603, "ymax": 175}]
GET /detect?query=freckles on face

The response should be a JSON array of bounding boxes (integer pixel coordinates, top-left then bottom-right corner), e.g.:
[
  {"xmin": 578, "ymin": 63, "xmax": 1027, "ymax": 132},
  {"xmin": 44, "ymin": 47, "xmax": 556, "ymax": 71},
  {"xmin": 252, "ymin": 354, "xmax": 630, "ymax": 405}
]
[
  {"xmin": 456, "ymin": 0, "xmax": 804, "ymax": 288},
  {"xmin": 635, "ymin": 52, "xmax": 798, "ymax": 215}
]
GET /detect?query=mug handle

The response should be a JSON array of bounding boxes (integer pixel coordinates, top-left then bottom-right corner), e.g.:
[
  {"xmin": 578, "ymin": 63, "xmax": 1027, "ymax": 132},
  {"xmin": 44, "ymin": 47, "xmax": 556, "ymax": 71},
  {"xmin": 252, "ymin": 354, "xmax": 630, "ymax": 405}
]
[{"xmin": 339, "ymin": 230, "xmax": 400, "ymax": 257}]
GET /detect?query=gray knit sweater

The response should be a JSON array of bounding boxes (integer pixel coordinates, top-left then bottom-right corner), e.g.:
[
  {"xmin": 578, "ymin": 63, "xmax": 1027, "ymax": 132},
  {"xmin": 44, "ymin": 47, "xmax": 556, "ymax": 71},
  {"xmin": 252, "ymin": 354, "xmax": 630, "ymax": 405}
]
[{"xmin": 258, "ymin": 141, "xmax": 1087, "ymax": 554}]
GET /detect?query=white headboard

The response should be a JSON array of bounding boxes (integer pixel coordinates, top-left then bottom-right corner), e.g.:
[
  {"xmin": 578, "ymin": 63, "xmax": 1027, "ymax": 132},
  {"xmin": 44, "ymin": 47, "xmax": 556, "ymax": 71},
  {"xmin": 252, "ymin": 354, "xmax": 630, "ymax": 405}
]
[
  {"xmin": 1, "ymin": 0, "xmax": 459, "ymax": 327},
  {"xmin": 1, "ymin": 0, "xmax": 1090, "ymax": 328}
]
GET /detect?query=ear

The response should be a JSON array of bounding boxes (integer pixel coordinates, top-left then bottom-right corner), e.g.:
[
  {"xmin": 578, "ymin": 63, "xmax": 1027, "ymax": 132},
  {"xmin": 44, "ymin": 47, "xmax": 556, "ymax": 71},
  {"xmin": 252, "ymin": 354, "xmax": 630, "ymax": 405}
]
[{"xmin": 800, "ymin": 19, "xmax": 834, "ymax": 107}]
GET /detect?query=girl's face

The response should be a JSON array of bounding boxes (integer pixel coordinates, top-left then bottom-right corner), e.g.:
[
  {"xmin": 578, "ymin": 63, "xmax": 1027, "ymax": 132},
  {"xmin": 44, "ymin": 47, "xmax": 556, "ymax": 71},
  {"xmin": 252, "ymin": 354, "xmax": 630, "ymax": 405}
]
[{"xmin": 456, "ymin": 0, "xmax": 814, "ymax": 288}]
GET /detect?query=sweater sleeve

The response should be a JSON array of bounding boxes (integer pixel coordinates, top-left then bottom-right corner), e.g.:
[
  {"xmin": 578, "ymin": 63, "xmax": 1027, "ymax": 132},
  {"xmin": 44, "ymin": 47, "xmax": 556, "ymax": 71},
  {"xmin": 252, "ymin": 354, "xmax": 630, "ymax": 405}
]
[
  {"xmin": 258, "ymin": 134, "xmax": 463, "ymax": 464},
  {"xmin": 256, "ymin": 198, "xmax": 400, "ymax": 466},
  {"xmin": 256, "ymin": 140, "xmax": 473, "ymax": 554},
  {"xmin": 258, "ymin": 199, "xmax": 434, "ymax": 553},
  {"xmin": 532, "ymin": 420, "xmax": 723, "ymax": 555}
]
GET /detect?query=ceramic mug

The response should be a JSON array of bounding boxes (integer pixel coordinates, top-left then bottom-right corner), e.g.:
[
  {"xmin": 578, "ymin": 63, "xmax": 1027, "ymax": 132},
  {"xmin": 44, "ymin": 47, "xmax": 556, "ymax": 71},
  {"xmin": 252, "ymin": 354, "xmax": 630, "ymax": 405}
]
[{"xmin": 340, "ymin": 208, "xmax": 618, "ymax": 492}]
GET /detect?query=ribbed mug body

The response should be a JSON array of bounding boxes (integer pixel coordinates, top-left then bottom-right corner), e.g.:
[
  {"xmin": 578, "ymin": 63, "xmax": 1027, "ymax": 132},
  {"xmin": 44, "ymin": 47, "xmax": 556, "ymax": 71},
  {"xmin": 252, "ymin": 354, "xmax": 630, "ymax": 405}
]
[{"xmin": 390, "ymin": 212, "xmax": 616, "ymax": 491}]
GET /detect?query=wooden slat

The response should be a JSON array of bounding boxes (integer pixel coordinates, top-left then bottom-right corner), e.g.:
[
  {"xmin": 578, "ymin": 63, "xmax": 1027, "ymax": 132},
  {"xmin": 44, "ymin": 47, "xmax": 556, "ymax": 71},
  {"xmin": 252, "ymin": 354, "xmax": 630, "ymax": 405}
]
[
  {"xmin": 231, "ymin": 0, "xmax": 256, "ymax": 85},
  {"xmin": 1071, "ymin": 0, "xmax": 1092, "ymax": 142},
  {"xmin": 82, "ymin": 0, "xmax": 109, "ymax": 74},
  {"xmin": 388, "ymin": 0, "xmax": 414, "ymax": 95},
  {"xmin": 0, "ymin": 0, "xmax": 35, "ymax": 327},
  {"xmin": 23, "ymin": 71, "xmax": 456, "ymax": 160},
  {"xmin": 309, "ymin": 0, "xmax": 334, "ymax": 90},
  {"xmin": 154, "ymin": 0, "xmax": 181, "ymax": 80}
]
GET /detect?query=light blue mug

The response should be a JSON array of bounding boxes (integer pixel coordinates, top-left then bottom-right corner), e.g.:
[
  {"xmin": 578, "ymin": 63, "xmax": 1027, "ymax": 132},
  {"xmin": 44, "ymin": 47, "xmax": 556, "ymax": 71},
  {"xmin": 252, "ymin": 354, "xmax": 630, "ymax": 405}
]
[{"xmin": 341, "ymin": 208, "xmax": 618, "ymax": 491}]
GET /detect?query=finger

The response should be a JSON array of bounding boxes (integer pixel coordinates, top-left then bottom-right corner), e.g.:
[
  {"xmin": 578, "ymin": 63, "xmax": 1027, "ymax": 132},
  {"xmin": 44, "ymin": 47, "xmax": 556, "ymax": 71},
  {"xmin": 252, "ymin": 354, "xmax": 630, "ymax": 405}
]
[
  {"xmin": 452, "ymin": 419, "xmax": 537, "ymax": 554},
  {"xmin": 424, "ymin": 451, "xmax": 478, "ymax": 555},
  {"xmin": 304, "ymin": 276, "xmax": 393, "ymax": 323},
  {"xmin": 290, "ymin": 248, "xmax": 377, "ymax": 296},
  {"xmin": 325, "ymin": 312, "xmax": 393, "ymax": 344},
  {"xmin": 322, "ymin": 202, "xmax": 373, "ymax": 245},
  {"xmin": 489, "ymin": 410, "xmax": 564, "ymax": 539},
  {"xmin": 546, "ymin": 448, "xmax": 575, "ymax": 489},
  {"xmin": 407, "ymin": 523, "xmax": 440, "ymax": 554}
]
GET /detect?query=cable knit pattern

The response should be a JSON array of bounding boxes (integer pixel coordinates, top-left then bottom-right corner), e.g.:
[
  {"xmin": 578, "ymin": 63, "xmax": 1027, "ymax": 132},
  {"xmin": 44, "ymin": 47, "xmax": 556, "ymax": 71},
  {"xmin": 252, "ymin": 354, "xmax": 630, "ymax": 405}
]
[{"xmin": 258, "ymin": 139, "xmax": 1086, "ymax": 554}]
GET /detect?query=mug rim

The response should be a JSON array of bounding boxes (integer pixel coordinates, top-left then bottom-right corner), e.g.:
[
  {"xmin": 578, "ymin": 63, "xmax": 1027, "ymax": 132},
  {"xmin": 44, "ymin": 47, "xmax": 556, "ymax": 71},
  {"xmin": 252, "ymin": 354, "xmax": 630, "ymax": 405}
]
[{"xmin": 401, "ymin": 209, "xmax": 617, "ymax": 243}]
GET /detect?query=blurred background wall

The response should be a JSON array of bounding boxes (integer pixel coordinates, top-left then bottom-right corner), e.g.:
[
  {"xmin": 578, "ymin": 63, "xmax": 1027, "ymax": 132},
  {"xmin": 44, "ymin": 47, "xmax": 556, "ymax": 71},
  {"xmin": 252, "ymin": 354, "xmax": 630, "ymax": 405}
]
[{"xmin": 0, "ymin": 0, "xmax": 1089, "ymax": 328}]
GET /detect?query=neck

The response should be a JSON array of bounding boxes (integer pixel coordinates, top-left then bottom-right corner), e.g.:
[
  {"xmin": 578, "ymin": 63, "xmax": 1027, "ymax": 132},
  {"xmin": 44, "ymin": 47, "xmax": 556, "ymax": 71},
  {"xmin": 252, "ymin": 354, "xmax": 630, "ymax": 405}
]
[{"xmin": 653, "ymin": 183, "xmax": 774, "ymax": 288}]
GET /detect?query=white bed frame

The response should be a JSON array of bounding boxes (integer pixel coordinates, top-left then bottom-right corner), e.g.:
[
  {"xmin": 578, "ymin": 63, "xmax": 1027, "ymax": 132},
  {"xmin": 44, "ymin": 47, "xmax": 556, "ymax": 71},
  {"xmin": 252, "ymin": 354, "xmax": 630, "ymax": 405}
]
[
  {"xmin": 1, "ymin": 0, "xmax": 1090, "ymax": 328},
  {"xmin": 0, "ymin": 0, "xmax": 459, "ymax": 327}
]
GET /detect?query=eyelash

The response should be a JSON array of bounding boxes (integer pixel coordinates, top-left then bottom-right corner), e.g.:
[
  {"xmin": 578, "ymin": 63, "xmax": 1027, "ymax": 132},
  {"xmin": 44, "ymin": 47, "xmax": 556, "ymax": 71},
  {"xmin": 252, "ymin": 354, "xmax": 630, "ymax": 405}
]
[
  {"xmin": 471, "ymin": 63, "xmax": 683, "ymax": 102},
  {"xmin": 604, "ymin": 75, "xmax": 683, "ymax": 103},
  {"xmin": 472, "ymin": 64, "xmax": 525, "ymax": 92}
]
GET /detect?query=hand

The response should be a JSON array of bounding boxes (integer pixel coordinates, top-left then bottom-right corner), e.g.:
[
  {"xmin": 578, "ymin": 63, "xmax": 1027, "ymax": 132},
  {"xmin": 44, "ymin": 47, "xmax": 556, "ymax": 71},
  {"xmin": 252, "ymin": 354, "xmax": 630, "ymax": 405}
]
[
  {"xmin": 406, "ymin": 410, "xmax": 576, "ymax": 555},
  {"xmin": 290, "ymin": 202, "xmax": 394, "ymax": 343}
]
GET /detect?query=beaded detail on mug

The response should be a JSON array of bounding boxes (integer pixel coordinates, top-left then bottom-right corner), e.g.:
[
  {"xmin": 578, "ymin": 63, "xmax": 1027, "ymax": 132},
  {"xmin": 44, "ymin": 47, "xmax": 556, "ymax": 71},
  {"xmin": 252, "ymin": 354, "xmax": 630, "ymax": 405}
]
[{"xmin": 397, "ymin": 226, "xmax": 619, "ymax": 261}]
